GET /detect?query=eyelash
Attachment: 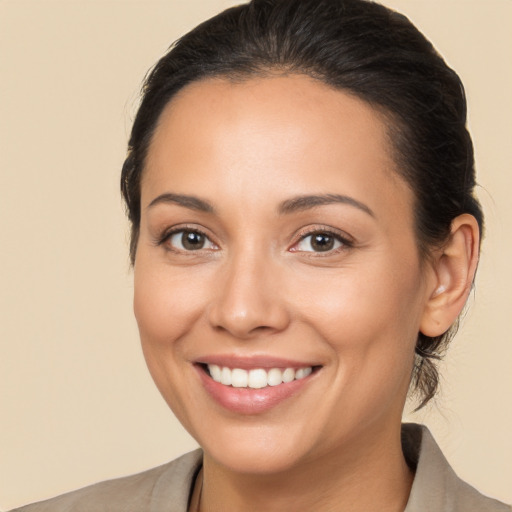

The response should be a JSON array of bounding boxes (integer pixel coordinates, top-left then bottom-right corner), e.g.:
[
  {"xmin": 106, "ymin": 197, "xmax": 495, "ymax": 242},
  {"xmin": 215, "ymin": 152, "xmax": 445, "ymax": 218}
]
[
  {"xmin": 291, "ymin": 227, "xmax": 354, "ymax": 255},
  {"xmin": 155, "ymin": 225, "xmax": 354, "ymax": 255},
  {"xmin": 155, "ymin": 225, "xmax": 216, "ymax": 253}
]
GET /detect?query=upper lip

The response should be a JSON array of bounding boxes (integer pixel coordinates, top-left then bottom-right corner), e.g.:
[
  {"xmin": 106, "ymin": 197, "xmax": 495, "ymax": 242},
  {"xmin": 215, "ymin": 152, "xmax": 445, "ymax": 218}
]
[{"xmin": 195, "ymin": 354, "xmax": 321, "ymax": 370}]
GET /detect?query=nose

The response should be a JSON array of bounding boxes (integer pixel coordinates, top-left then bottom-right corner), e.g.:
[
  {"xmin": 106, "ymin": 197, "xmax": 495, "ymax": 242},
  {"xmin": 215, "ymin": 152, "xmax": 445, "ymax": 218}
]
[{"xmin": 207, "ymin": 252, "xmax": 290, "ymax": 339}]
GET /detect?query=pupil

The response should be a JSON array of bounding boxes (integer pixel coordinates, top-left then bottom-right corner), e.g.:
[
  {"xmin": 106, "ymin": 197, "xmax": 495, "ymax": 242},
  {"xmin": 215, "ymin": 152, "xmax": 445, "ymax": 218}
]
[
  {"xmin": 182, "ymin": 231, "xmax": 204, "ymax": 250},
  {"xmin": 312, "ymin": 233, "xmax": 334, "ymax": 252}
]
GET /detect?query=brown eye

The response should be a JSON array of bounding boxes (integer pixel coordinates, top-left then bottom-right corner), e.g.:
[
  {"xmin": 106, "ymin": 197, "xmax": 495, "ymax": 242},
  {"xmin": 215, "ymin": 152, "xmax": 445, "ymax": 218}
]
[
  {"xmin": 310, "ymin": 233, "xmax": 335, "ymax": 251},
  {"xmin": 295, "ymin": 232, "xmax": 344, "ymax": 253},
  {"xmin": 182, "ymin": 231, "xmax": 205, "ymax": 250},
  {"xmin": 168, "ymin": 230, "xmax": 215, "ymax": 251}
]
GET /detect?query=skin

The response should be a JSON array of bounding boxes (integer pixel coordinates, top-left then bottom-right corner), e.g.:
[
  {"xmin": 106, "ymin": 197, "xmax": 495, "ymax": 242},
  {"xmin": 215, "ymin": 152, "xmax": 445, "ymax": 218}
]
[{"xmin": 133, "ymin": 75, "xmax": 479, "ymax": 512}]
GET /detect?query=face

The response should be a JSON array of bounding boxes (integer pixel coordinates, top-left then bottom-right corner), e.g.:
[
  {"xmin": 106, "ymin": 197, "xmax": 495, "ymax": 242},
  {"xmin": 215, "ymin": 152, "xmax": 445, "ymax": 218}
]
[{"xmin": 134, "ymin": 75, "xmax": 434, "ymax": 475}]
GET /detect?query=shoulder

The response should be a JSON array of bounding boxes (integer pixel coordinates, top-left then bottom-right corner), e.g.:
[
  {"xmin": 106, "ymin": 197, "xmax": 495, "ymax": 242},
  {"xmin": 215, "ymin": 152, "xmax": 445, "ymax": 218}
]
[
  {"xmin": 403, "ymin": 423, "xmax": 511, "ymax": 512},
  {"xmin": 9, "ymin": 449, "xmax": 203, "ymax": 512}
]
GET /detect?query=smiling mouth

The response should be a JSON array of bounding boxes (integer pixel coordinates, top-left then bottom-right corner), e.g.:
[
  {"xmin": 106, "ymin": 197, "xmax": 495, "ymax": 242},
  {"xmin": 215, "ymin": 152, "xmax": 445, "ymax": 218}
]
[{"xmin": 202, "ymin": 364, "xmax": 319, "ymax": 389}]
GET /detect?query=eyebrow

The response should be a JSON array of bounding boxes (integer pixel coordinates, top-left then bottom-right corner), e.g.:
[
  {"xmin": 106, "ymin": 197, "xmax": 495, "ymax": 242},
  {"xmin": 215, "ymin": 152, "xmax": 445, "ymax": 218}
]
[
  {"xmin": 147, "ymin": 193, "xmax": 215, "ymax": 213},
  {"xmin": 147, "ymin": 192, "xmax": 374, "ymax": 217},
  {"xmin": 278, "ymin": 194, "xmax": 374, "ymax": 217}
]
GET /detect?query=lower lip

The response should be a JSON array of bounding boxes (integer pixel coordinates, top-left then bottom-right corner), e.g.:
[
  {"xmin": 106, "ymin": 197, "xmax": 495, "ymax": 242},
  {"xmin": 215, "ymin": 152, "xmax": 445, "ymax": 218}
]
[{"xmin": 196, "ymin": 365, "xmax": 316, "ymax": 415}]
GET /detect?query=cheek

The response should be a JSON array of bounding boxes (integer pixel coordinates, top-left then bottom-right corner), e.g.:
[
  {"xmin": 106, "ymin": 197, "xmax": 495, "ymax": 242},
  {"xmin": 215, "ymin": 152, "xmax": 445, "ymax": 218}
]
[
  {"xmin": 291, "ymin": 254, "xmax": 423, "ymax": 381},
  {"xmin": 307, "ymin": 270, "xmax": 422, "ymax": 433},
  {"xmin": 299, "ymin": 262, "xmax": 421, "ymax": 336},
  {"xmin": 133, "ymin": 260, "xmax": 208, "ymax": 356},
  {"xmin": 132, "ymin": 259, "xmax": 212, "ymax": 432}
]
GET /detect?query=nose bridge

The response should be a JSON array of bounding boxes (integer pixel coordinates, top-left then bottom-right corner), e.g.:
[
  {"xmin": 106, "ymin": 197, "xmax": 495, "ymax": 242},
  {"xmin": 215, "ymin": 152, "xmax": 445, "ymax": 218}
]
[{"xmin": 207, "ymin": 243, "xmax": 289, "ymax": 338}]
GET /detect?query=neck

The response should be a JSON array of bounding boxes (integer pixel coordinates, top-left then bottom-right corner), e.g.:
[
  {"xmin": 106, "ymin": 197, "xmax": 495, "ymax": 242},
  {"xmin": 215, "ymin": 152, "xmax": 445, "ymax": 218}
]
[{"xmin": 197, "ymin": 424, "xmax": 413, "ymax": 512}]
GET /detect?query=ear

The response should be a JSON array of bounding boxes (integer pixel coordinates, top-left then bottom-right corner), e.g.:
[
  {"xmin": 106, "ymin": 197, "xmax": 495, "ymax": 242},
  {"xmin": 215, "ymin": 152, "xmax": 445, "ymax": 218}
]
[{"xmin": 420, "ymin": 214, "xmax": 480, "ymax": 337}]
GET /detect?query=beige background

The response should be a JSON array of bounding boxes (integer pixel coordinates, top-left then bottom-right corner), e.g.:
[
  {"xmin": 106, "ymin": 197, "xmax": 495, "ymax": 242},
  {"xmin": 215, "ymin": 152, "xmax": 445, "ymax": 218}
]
[{"xmin": 0, "ymin": 0, "xmax": 511, "ymax": 509}]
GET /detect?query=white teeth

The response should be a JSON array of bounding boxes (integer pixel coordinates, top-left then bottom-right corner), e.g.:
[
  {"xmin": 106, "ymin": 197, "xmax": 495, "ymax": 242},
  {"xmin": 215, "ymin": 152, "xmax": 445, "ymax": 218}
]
[
  {"xmin": 267, "ymin": 368, "xmax": 283, "ymax": 386},
  {"xmin": 295, "ymin": 367, "xmax": 312, "ymax": 380},
  {"xmin": 221, "ymin": 367, "xmax": 232, "ymax": 386},
  {"xmin": 248, "ymin": 369, "xmax": 268, "ymax": 389},
  {"xmin": 209, "ymin": 364, "xmax": 221, "ymax": 382},
  {"xmin": 231, "ymin": 368, "xmax": 248, "ymax": 388},
  {"xmin": 282, "ymin": 368, "xmax": 295, "ymax": 383},
  {"xmin": 206, "ymin": 365, "xmax": 314, "ymax": 388}
]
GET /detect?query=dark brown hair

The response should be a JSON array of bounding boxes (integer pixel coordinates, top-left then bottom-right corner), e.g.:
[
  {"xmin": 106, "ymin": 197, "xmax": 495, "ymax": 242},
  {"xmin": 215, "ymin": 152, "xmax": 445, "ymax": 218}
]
[{"xmin": 121, "ymin": 0, "xmax": 483, "ymax": 408}]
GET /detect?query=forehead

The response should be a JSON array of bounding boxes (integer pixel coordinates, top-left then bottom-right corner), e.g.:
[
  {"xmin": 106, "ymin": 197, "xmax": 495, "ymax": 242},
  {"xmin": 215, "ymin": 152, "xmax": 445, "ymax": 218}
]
[{"xmin": 143, "ymin": 74, "xmax": 413, "ymax": 221}]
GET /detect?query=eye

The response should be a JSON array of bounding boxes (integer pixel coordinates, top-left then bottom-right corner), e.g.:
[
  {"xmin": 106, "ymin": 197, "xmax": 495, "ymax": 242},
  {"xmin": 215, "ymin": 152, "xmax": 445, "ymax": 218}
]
[
  {"xmin": 293, "ymin": 231, "xmax": 347, "ymax": 253},
  {"xmin": 167, "ymin": 230, "xmax": 217, "ymax": 251}
]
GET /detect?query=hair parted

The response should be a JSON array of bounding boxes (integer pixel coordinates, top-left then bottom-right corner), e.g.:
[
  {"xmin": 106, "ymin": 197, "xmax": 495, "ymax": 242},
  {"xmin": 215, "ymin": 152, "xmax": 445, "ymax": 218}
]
[{"xmin": 121, "ymin": 0, "xmax": 483, "ymax": 409}]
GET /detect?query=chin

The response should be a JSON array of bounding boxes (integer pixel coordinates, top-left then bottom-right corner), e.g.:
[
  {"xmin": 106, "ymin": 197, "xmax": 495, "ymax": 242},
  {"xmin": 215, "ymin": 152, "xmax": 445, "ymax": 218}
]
[
  {"xmin": 195, "ymin": 418, "xmax": 323, "ymax": 475},
  {"xmin": 207, "ymin": 441, "xmax": 305, "ymax": 475}
]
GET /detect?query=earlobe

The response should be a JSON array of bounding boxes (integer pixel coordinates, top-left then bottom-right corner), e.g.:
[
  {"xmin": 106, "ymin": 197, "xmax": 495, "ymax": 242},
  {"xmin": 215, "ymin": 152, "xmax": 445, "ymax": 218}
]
[{"xmin": 420, "ymin": 214, "xmax": 480, "ymax": 337}]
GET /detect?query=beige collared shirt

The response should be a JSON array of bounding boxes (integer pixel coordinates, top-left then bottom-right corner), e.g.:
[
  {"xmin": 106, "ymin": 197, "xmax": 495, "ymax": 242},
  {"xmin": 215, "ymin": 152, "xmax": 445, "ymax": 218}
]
[{"xmin": 11, "ymin": 424, "xmax": 510, "ymax": 512}]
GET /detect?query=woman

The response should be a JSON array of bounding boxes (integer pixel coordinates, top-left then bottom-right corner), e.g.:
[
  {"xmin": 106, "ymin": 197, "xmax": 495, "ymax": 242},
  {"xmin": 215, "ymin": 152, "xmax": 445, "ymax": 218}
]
[{"xmin": 10, "ymin": 0, "xmax": 510, "ymax": 510}]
